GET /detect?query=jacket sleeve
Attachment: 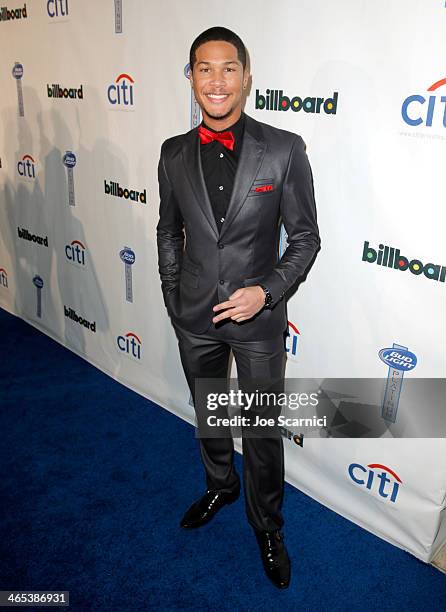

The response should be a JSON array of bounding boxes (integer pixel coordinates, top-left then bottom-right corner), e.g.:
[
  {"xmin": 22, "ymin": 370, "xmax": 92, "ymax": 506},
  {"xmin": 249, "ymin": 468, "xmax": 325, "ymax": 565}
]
[
  {"xmin": 261, "ymin": 135, "xmax": 321, "ymax": 306},
  {"xmin": 156, "ymin": 141, "xmax": 184, "ymax": 306}
]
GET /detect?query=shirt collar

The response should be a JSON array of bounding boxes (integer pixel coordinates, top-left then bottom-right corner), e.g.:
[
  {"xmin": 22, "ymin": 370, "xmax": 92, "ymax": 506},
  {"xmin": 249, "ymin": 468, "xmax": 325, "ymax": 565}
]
[{"xmin": 201, "ymin": 111, "xmax": 245, "ymax": 144}]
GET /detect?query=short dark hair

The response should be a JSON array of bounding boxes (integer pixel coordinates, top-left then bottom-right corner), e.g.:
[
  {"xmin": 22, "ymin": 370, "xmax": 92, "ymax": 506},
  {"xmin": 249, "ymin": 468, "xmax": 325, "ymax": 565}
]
[{"xmin": 189, "ymin": 26, "xmax": 247, "ymax": 72}]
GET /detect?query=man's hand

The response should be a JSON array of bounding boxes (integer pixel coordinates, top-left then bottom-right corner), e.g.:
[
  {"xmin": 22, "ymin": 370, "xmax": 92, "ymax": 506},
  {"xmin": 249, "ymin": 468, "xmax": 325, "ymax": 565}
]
[{"xmin": 212, "ymin": 285, "xmax": 266, "ymax": 324}]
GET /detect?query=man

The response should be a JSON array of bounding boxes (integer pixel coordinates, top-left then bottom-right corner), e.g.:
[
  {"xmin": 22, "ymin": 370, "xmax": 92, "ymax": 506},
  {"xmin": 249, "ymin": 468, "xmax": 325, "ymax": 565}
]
[{"xmin": 157, "ymin": 26, "xmax": 320, "ymax": 589}]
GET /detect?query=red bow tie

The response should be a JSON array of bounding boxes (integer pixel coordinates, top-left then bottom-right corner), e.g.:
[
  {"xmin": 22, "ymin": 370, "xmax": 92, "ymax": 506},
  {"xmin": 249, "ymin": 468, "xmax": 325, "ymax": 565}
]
[{"xmin": 198, "ymin": 125, "xmax": 235, "ymax": 151}]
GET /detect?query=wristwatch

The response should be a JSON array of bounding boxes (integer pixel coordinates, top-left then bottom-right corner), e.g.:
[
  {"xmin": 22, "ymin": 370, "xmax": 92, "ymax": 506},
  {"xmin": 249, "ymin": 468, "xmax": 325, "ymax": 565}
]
[{"xmin": 259, "ymin": 284, "xmax": 273, "ymax": 308}]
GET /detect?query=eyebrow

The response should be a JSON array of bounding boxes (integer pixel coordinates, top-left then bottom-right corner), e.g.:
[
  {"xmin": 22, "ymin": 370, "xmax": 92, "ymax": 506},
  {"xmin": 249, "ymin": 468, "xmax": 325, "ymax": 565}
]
[{"xmin": 196, "ymin": 60, "xmax": 239, "ymax": 66}]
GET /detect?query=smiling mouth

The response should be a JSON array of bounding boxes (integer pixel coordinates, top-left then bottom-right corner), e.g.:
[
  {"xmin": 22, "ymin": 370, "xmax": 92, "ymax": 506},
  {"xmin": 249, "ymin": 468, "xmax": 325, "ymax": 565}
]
[{"xmin": 205, "ymin": 93, "xmax": 230, "ymax": 103}]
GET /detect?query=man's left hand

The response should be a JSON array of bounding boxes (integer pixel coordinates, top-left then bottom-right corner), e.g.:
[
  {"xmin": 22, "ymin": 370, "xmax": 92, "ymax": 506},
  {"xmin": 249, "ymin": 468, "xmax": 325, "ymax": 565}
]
[{"xmin": 212, "ymin": 286, "xmax": 266, "ymax": 323}]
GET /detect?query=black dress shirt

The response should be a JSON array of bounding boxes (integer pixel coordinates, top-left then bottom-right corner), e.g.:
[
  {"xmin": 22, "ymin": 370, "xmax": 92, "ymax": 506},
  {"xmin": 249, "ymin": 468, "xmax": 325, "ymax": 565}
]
[{"xmin": 199, "ymin": 112, "xmax": 246, "ymax": 233}]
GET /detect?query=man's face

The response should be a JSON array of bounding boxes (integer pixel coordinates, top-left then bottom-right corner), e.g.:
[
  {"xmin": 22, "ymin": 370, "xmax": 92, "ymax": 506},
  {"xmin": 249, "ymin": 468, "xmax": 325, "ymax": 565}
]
[{"xmin": 190, "ymin": 40, "xmax": 248, "ymax": 124}]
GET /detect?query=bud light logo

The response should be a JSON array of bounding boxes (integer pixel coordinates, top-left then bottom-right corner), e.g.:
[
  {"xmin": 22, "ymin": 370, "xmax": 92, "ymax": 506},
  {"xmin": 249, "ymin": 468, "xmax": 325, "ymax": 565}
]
[
  {"xmin": 119, "ymin": 247, "xmax": 135, "ymax": 265},
  {"xmin": 12, "ymin": 62, "xmax": 23, "ymax": 79},
  {"xmin": 63, "ymin": 151, "xmax": 76, "ymax": 168},
  {"xmin": 117, "ymin": 332, "xmax": 141, "ymax": 361},
  {"xmin": 348, "ymin": 462, "xmax": 402, "ymax": 503},
  {"xmin": 0, "ymin": 267, "xmax": 8, "ymax": 288},
  {"xmin": 17, "ymin": 154, "xmax": 36, "ymax": 179},
  {"xmin": 65, "ymin": 240, "xmax": 86, "ymax": 267},
  {"xmin": 285, "ymin": 321, "xmax": 300, "ymax": 361},
  {"xmin": 33, "ymin": 275, "xmax": 44, "ymax": 289},
  {"xmin": 379, "ymin": 347, "xmax": 417, "ymax": 372},
  {"xmin": 107, "ymin": 73, "xmax": 134, "ymax": 107},
  {"xmin": 402, "ymin": 77, "xmax": 446, "ymax": 128}
]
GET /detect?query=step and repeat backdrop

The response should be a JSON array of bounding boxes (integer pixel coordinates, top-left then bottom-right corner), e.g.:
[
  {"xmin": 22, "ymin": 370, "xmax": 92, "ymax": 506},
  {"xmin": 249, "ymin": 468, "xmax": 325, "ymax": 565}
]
[{"xmin": 1, "ymin": 0, "xmax": 445, "ymax": 562}]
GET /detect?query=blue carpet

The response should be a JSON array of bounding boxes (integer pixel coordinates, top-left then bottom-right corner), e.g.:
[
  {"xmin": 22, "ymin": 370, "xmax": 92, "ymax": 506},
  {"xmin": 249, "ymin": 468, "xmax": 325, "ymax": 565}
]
[{"xmin": 0, "ymin": 307, "xmax": 445, "ymax": 611}]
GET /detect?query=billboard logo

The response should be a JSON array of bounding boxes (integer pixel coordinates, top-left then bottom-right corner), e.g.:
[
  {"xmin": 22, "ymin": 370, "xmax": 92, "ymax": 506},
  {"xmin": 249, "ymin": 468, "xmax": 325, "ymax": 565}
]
[
  {"xmin": 47, "ymin": 0, "xmax": 68, "ymax": 18},
  {"xmin": 47, "ymin": 83, "xmax": 83, "ymax": 99},
  {"xmin": 256, "ymin": 89, "xmax": 338, "ymax": 114},
  {"xmin": 107, "ymin": 73, "xmax": 134, "ymax": 107},
  {"xmin": 104, "ymin": 180, "xmax": 146, "ymax": 204},
  {"xmin": 117, "ymin": 331, "xmax": 142, "ymax": 361},
  {"xmin": 362, "ymin": 241, "xmax": 446, "ymax": 283},
  {"xmin": 402, "ymin": 77, "xmax": 446, "ymax": 128},
  {"xmin": 348, "ymin": 462, "xmax": 402, "ymax": 503},
  {"xmin": 0, "ymin": 268, "xmax": 8, "ymax": 288},
  {"xmin": 64, "ymin": 306, "xmax": 96, "ymax": 332},
  {"xmin": 65, "ymin": 239, "xmax": 86, "ymax": 267},
  {"xmin": 0, "ymin": 3, "xmax": 27, "ymax": 21},
  {"xmin": 17, "ymin": 227, "xmax": 48, "ymax": 247}
]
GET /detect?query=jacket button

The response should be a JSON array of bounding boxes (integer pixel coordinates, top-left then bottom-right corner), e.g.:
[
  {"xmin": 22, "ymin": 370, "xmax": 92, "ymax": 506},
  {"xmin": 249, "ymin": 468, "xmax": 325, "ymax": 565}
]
[
  {"xmin": 217, "ymin": 243, "xmax": 224, "ymax": 249},
  {"xmin": 219, "ymin": 280, "xmax": 225, "ymax": 285}
]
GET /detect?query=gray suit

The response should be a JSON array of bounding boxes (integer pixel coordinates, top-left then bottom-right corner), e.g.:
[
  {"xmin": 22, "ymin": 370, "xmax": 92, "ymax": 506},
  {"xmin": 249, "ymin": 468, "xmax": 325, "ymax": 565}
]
[
  {"xmin": 157, "ymin": 112, "xmax": 320, "ymax": 340},
  {"xmin": 156, "ymin": 112, "xmax": 320, "ymax": 532}
]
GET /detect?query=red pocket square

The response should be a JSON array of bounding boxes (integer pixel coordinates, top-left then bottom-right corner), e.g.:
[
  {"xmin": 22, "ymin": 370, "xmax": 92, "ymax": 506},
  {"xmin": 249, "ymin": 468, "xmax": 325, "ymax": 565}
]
[{"xmin": 254, "ymin": 184, "xmax": 273, "ymax": 192}]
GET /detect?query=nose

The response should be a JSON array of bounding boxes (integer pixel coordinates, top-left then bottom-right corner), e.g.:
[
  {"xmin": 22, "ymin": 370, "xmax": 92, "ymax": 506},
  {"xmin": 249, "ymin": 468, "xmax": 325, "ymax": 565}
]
[{"xmin": 209, "ymin": 68, "xmax": 226, "ymax": 88}]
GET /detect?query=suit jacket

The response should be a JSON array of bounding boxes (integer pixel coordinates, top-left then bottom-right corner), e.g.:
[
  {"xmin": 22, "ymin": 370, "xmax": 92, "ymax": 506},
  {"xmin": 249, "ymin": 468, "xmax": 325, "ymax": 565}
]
[{"xmin": 156, "ymin": 112, "xmax": 321, "ymax": 341}]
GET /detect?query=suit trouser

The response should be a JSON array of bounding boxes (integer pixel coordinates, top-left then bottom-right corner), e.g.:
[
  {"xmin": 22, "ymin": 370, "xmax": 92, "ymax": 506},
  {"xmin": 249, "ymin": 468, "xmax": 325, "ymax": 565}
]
[{"xmin": 172, "ymin": 318, "xmax": 286, "ymax": 532}]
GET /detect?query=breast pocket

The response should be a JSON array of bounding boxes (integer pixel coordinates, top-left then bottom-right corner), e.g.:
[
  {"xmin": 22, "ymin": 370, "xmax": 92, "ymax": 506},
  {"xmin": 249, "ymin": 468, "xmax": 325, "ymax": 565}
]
[{"xmin": 247, "ymin": 178, "xmax": 275, "ymax": 197}]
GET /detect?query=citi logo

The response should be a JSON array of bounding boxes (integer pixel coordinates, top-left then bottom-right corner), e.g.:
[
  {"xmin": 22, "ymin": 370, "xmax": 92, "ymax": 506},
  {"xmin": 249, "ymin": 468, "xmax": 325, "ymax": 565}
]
[
  {"xmin": 402, "ymin": 77, "xmax": 446, "ymax": 127},
  {"xmin": 362, "ymin": 241, "xmax": 446, "ymax": 283},
  {"xmin": 17, "ymin": 154, "xmax": 36, "ymax": 178},
  {"xmin": 107, "ymin": 73, "xmax": 134, "ymax": 107},
  {"xmin": 117, "ymin": 332, "xmax": 142, "ymax": 360},
  {"xmin": 256, "ymin": 89, "xmax": 338, "ymax": 114},
  {"xmin": 348, "ymin": 462, "xmax": 402, "ymax": 503},
  {"xmin": 104, "ymin": 180, "xmax": 146, "ymax": 203},
  {"xmin": 285, "ymin": 321, "xmax": 300, "ymax": 361},
  {"xmin": 0, "ymin": 2, "xmax": 27, "ymax": 21},
  {"xmin": 47, "ymin": 0, "xmax": 68, "ymax": 18},
  {"xmin": 47, "ymin": 83, "xmax": 83, "ymax": 99},
  {"xmin": 64, "ymin": 305, "xmax": 96, "ymax": 332},
  {"xmin": 0, "ymin": 267, "xmax": 8, "ymax": 288},
  {"xmin": 65, "ymin": 239, "xmax": 86, "ymax": 267},
  {"xmin": 17, "ymin": 227, "xmax": 48, "ymax": 247}
]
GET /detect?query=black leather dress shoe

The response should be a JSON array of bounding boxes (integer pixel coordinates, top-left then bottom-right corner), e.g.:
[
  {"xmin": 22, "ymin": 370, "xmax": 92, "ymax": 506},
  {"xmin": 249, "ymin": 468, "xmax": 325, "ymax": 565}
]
[
  {"xmin": 180, "ymin": 488, "xmax": 240, "ymax": 529},
  {"xmin": 254, "ymin": 529, "xmax": 291, "ymax": 589}
]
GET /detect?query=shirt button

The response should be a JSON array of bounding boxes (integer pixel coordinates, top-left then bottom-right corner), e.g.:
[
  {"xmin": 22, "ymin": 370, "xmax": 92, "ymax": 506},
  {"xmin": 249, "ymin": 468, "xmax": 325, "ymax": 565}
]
[
  {"xmin": 219, "ymin": 153, "xmax": 224, "ymax": 158},
  {"xmin": 218, "ymin": 243, "xmax": 224, "ymax": 249},
  {"xmin": 218, "ymin": 185, "xmax": 224, "ymax": 191},
  {"xmin": 219, "ymin": 279, "xmax": 225, "ymax": 285},
  {"xmin": 220, "ymin": 217, "xmax": 225, "ymax": 223}
]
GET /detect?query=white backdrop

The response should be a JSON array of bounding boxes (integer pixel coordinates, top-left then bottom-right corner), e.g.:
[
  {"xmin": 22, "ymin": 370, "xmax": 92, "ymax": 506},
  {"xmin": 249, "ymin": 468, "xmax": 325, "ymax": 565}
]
[{"xmin": 1, "ymin": 0, "xmax": 445, "ymax": 563}]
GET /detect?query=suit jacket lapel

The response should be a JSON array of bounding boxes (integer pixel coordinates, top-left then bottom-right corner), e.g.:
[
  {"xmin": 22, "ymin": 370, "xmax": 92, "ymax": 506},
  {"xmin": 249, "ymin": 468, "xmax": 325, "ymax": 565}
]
[
  {"xmin": 182, "ymin": 128, "xmax": 219, "ymax": 239},
  {"xmin": 220, "ymin": 115, "xmax": 266, "ymax": 239},
  {"xmin": 181, "ymin": 114, "xmax": 266, "ymax": 240}
]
